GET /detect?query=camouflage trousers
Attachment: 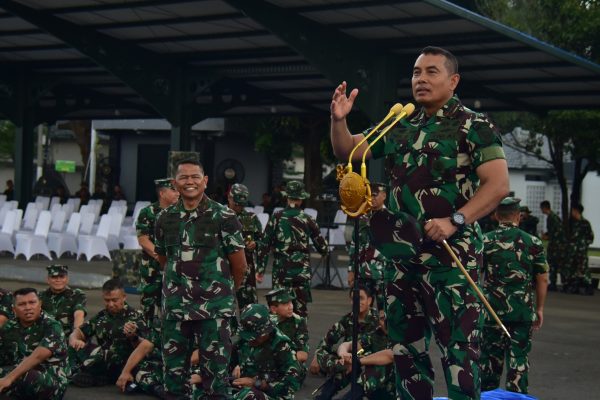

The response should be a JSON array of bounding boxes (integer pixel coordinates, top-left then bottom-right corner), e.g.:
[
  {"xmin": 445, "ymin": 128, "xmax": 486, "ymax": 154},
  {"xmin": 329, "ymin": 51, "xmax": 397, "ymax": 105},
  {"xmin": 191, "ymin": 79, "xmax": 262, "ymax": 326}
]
[
  {"xmin": 72, "ymin": 343, "xmax": 126, "ymax": 380},
  {"xmin": 361, "ymin": 364, "xmax": 396, "ymax": 399},
  {"xmin": 134, "ymin": 358, "xmax": 163, "ymax": 394},
  {"xmin": 162, "ymin": 318, "xmax": 232, "ymax": 399},
  {"xmin": 480, "ymin": 322, "xmax": 532, "ymax": 394},
  {"xmin": 139, "ymin": 259, "xmax": 163, "ymax": 321},
  {"xmin": 387, "ymin": 261, "xmax": 483, "ymax": 400},
  {"xmin": 273, "ymin": 280, "xmax": 311, "ymax": 318},
  {"xmin": 0, "ymin": 365, "xmax": 67, "ymax": 400},
  {"xmin": 232, "ymin": 387, "xmax": 273, "ymax": 400},
  {"xmin": 546, "ymin": 244, "xmax": 563, "ymax": 286},
  {"xmin": 568, "ymin": 249, "xmax": 592, "ymax": 286}
]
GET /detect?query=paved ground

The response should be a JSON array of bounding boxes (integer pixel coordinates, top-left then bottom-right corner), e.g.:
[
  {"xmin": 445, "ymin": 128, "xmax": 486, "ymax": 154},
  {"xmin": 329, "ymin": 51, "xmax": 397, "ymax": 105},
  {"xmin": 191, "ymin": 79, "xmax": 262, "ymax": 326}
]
[{"xmin": 1, "ymin": 255, "xmax": 599, "ymax": 399}]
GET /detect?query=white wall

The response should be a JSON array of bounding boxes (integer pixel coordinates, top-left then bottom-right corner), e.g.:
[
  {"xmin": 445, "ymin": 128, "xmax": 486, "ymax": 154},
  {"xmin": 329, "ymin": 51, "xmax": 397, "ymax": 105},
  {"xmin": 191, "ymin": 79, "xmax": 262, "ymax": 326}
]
[{"xmin": 581, "ymin": 173, "xmax": 600, "ymax": 248}]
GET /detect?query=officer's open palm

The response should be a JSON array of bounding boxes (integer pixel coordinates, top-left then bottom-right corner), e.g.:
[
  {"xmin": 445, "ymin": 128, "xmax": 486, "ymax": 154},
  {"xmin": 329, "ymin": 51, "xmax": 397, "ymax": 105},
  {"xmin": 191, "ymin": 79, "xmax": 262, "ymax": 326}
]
[{"xmin": 331, "ymin": 81, "xmax": 358, "ymax": 122}]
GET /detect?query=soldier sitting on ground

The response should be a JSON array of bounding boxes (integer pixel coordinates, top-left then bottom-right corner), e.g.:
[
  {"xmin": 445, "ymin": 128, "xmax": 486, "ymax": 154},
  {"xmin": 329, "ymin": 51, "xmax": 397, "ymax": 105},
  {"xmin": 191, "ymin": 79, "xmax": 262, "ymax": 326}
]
[
  {"xmin": 308, "ymin": 285, "xmax": 379, "ymax": 400},
  {"xmin": 230, "ymin": 304, "xmax": 302, "ymax": 400},
  {"xmin": 266, "ymin": 288, "xmax": 309, "ymax": 383},
  {"xmin": 69, "ymin": 278, "xmax": 145, "ymax": 387},
  {"xmin": 39, "ymin": 264, "xmax": 86, "ymax": 337},
  {"xmin": 0, "ymin": 288, "xmax": 69, "ymax": 399},
  {"xmin": 0, "ymin": 288, "xmax": 13, "ymax": 328}
]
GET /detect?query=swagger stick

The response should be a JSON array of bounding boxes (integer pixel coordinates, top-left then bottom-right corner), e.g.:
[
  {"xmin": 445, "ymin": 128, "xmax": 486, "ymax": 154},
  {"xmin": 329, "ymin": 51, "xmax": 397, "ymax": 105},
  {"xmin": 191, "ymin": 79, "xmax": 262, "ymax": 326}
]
[{"xmin": 442, "ymin": 240, "xmax": 511, "ymax": 339}]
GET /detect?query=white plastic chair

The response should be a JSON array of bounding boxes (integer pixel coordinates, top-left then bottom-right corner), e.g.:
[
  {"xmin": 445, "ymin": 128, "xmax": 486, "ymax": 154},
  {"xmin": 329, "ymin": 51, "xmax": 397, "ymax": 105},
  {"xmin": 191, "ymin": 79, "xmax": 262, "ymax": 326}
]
[
  {"xmin": 12, "ymin": 209, "xmax": 23, "ymax": 232},
  {"xmin": 48, "ymin": 212, "xmax": 81, "ymax": 258},
  {"xmin": 273, "ymin": 207, "xmax": 283, "ymax": 214},
  {"xmin": 61, "ymin": 203, "xmax": 74, "ymax": 220},
  {"xmin": 0, "ymin": 210, "xmax": 17, "ymax": 254},
  {"xmin": 49, "ymin": 203, "xmax": 62, "ymax": 216},
  {"xmin": 21, "ymin": 203, "xmax": 39, "ymax": 231},
  {"xmin": 67, "ymin": 197, "xmax": 81, "ymax": 212},
  {"xmin": 304, "ymin": 207, "xmax": 318, "ymax": 220},
  {"xmin": 130, "ymin": 201, "xmax": 151, "ymax": 227},
  {"xmin": 49, "ymin": 210, "xmax": 66, "ymax": 233},
  {"xmin": 257, "ymin": 212, "xmax": 269, "ymax": 232},
  {"xmin": 0, "ymin": 205, "xmax": 11, "ymax": 228},
  {"xmin": 77, "ymin": 214, "xmax": 112, "ymax": 261},
  {"xmin": 79, "ymin": 212, "xmax": 95, "ymax": 235},
  {"xmin": 244, "ymin": 207, "xmax": 254, "ymax": 213},
  {"xmin": 35, "ymin": 196, "xmax": 50, "ymax": 210},
  {"xmin": 107, "ymin": 213, "xmax": 123, "ymax": 251},
  {"xmin": 50, "ymin": 196, "xmax": 61, "ymax": 209},
  {"xmin": 253, "ymin": 205, "xmax": 264, "ymax": 214},
  {"xmin": 0, "ymin": 194, "xmax": 6, "ymax": 204},
  {"xmin": 14, "ymin": 210, "xmax": 52, "ymax": 260},
  {"xmin": 121, "ymin": 235, "xmax": 142, "ymax": 250}
]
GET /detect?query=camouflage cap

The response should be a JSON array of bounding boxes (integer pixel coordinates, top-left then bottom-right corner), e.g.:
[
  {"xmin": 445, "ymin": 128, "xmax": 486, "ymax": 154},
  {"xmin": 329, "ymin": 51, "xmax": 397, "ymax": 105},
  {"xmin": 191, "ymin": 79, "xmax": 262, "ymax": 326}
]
[
  {"xmin": 230, "ymin": 183, "xmax": 250, "ymax": 206},
  {"xmin": 497, "ymin": 196, "xmax": 521, "ymax": 212},
  {"xmin": 281, "ymin": 180, "xmax": 309, "ymax": 200},
  {"xmin": 239, "ymin": 304, "xmax": 274, "ymax": 341},
  {"xmin": 47, "ymin": 264, "xmax": 69, "ymax": 276},
  {"xmin": 265, "ymin": 288, "xmax": 295, "ymax": 306},
  {"xmin": 370, "ymin": 182, "xmax": 387, "ymax": 195},
  {"xmin": 369, "ymin": 209, "xmax": 423, "ymax": 261},
  {"xmin": 154, "ymin": 178, "xmax": 174, "ymax": 190}
]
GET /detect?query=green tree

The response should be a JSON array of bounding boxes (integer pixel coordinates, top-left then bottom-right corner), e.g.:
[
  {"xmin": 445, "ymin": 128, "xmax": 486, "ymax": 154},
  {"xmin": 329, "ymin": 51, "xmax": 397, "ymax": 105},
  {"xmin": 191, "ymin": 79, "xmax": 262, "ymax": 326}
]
[{"xmin": 0, "ymin": 120, "xmax": 15, "ymax": 159}]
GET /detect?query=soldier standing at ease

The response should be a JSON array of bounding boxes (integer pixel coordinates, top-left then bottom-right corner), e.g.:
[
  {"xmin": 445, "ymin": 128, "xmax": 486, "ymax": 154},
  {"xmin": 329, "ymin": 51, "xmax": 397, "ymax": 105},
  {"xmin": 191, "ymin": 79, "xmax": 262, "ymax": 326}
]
[
  {"xmin": 228, "ymin": 183, "xmax": 263, "ymax": 310},
  {"xmin": 68, "ymin": 278, "xmax": 145, "ymax": 387},
  {"xmin": 230, "ymin": 304, "xmax": 302, "ymax": 400},
  {"xmin": 256, "ymin": 180, "xmax": 328, "ymax": 317},
  {"xmin": 347, "ymin": 182, "xmax": 389, "ymax": 311},
  {"xmin": 480, "ymin": 197, "xmax": 549, "ymax": 394},
  {"xmin": 136, "ymin": 178, "xmax": 180, "ymax": 321},
  {"xmin": 0, "ymin": 288, "xmax": 13, "ymax": 328},
  {"xmin": 519, "ymin": 206, "xmax": 539, "ymax": 237},
  {"xmin": 0, "ymin": 288, "xmax": 69, "ymax": 399},
  {"xmin": 155, "ymin": 159, "xmax": 247, "ymax": 399},
  {"xmin": 566, "ymin": 204, "xmax": 594, "ymax": 295},
  {"xmin": 540, "ymin": 200, "xmax": 564, "ymax": 291},
  {"xmin": 39, "ymin": 264, "xmax": 86, "ymax": 337}
]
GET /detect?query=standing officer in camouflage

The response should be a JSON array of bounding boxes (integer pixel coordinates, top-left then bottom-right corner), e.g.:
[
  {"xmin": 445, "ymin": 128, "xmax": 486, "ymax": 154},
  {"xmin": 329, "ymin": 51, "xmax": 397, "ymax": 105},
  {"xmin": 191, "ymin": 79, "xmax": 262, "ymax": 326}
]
[
  {"xmin": 480, "ymin": 197, "xmax": 549, "ymax": 393},
  {"xmin": 155, "ymin": 159, "xmax": 247, "ymax": 399},
  {"xmin": 0, "ymin": 288, "xmax": 13, "ymax": 328},
  {"xmin": 0, "ymin": 288, "xmax": 69, "ymax": 399},
  {"xmin": 230, "ymin": 304, "xmax": 302, "ymax": 400},
  {"xmin": 331, "ymin": 46, "xmax": 509, "ymax": 399},
  {"xmin": 68, "ymin": 278, "xmax": 145, "ymax": 386},
  {"xmin": 347, "ymin": 182, "xmax": 389, "ymax": 311},
  {"xmin": 136, "ymin": 178, "xmax": 180, "ymax": 321},
  {"xmin": 39, "ymin": 264, "xmax": 86, "ymax": 337},
  {"xmin": 540, "ymin": 200, "xmax": 565, "ymax": 291},
  {"xmin": 519, "ymin": 206, "xmax": 539, "ymax": 237},
  {"xmin": 257, "ymin": 180, "xmax": 328, "ymax": 317},
  {"xmin": 228, "ymin": 183, "xmax": 263, "ymax": 310},
  {"xmin": 566, "ymin": 204, "xmax": 594, "ymax": 294}
]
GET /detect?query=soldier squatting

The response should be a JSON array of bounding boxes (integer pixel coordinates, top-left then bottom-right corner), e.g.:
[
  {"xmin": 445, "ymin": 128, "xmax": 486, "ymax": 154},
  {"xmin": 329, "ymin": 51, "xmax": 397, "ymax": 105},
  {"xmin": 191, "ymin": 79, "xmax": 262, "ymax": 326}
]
[{"xmin": 0, "ymin": 46, "xmax": 585, "ymax": 399}]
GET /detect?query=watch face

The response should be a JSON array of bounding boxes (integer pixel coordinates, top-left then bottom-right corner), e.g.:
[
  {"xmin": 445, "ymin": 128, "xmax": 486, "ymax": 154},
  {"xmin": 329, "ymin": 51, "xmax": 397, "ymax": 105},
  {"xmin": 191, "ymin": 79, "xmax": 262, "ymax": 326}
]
[{"xmin": 453, "ymin": 213, "xmax": 465, "ymax": 225}]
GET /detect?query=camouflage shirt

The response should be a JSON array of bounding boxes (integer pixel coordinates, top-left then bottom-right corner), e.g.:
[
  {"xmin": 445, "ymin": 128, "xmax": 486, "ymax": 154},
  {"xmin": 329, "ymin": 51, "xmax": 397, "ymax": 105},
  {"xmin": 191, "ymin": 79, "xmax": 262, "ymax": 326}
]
[
  {"xmin": 237, "ymin": 208, "xmax": 263, "ymax": 281},
  {"xmin": 0, "ymin": 312, "xmax": 68, "ymax": 378},
  {"xmin": 79, "ymin": 303, "xmax": 145, "ymax": 365},
  {"xmin": 270, "ymin": 313, "xmax": 309, "ymax": 353},
  {"xmin": 546, "ymin": 211, "xmax": 564, "ymax": 243},
  {"xmin": 155, "ymin": 195, "xmax": 245, "ymax": 321},
  {"xmin": 233, "ymin": 329, "xmax": 302, "ymax": 399},
  {"xmin": 368, "ymin": 96, "xmax": 505, "ymax": 270},
  {"xmin": 39, "ymin": 287, "xmax": 86, "ymax": 336},
  {"xmin": 136, "ymin": 201, "xmax": 163, "ymax": 261},
  {"xmin": 483, "ymin": 223, "xmax": 549, "ymax": 321},
  {"xmin": 571, "ymin": 218, "xmax": 594, "ymax": 252},
  {"xmin": 348, "ymin": 213, "xmax": 388, "ymax": 280},
  {"xmin": 257, "ymin": 206, "xmax": 328, "ymax": 283},
  {"xmin": 0, "ymin": 288, "xmax": 13, "ymax": 320}
]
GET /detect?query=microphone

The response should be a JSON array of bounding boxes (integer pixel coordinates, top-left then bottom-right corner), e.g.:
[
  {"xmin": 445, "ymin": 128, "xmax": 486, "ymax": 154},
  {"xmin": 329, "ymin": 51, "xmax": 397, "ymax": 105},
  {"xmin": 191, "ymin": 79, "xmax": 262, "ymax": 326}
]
[
  {"xmin": 347, "ymin": 103, "xmax": 403, "ymax": 177},
  {"xmin": 362, "ymin": 103, "xmax": 415, "ymax": 165}
]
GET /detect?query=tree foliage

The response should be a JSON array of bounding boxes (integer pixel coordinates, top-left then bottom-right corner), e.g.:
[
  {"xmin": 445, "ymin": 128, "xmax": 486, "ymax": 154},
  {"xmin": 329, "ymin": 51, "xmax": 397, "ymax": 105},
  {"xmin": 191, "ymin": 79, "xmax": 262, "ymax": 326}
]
[{"xmin": 0, "ymin": 120, "xmax": 15, "ymax": 159}]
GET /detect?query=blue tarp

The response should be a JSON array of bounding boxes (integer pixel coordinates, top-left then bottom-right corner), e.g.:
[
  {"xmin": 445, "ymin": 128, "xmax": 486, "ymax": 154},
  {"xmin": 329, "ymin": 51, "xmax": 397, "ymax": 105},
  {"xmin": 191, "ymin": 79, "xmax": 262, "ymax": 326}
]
[{"xmin": 434, "ymin": 389, "xmax": 537, "ymax": 400}]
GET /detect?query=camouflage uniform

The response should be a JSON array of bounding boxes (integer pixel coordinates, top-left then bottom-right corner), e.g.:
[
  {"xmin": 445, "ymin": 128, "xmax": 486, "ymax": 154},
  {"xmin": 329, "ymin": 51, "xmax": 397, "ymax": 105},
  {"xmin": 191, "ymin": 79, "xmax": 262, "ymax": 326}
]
[
  {"xmin": 0, "ymin": 288, "xmax": 13, "ymax": 322},
  {"xmin": 567, "ymin": 217, "xmax": 594, "ymax": 288},
  {"xmin": 368, "ymin": 95, "xmax": 506, "ymax": 399},
  {"xmin": 130, "ymin": 324, "xmax": 164, "ymax": 394},
  {"xmin": 313, "ymin": 309, "xmax": 379, "ymax": 398},
  {"xmin": 348, "ymin": 213, "xmax": 388, "ymax": 311},
  {"xmin": 136, "ymin": 201, "xmax": 165, "ymax": 321},
  {"xmin": 40, "ymin": 286, "xmax": 86, "ymax": 337},
  {"xmin": 73, "ymin": 303, "xmax": 145, "ymax": 380},
  {"xmin": 519, "ymin": 208, "xmax": 539, "ymax": 237},
  {"xmin": 0, "ymin": 312, "xmax": 69, "ymax": 399},
  {"xmin": 358, "ymin": 326, "xmax": 395, "ymax": 400},
  {"xmin": 545, "ymin": 211, "xmax": 565, "ymax": 288},
  {"xmin": 257, "ymin": 182, "xmax": 328, "ymax": 317},
  {"xmin": 232, "ymin": 304, "xmax": 302, "ymax": 400},
  {"xmin": 481, "ymin": 219, "xmax": 549, "ymax": 393},
  {"xmin": 155, "ymin": 194, "xmax": 244, "ymax": 399}
]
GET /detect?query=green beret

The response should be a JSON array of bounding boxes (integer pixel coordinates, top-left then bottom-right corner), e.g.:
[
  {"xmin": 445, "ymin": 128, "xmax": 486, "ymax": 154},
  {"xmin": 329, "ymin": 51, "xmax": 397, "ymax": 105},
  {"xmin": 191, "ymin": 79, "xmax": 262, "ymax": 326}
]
[
  {"xmin": 154, "ymin": 178, "xmax": 174, "ymax": 190},
  {"xmin": 265, "ymin": 288, "xmax": 295, "ymax": 305},
  {"xmin": 47, "ymin": 264, "xmax": 68, "ymax": 276}
]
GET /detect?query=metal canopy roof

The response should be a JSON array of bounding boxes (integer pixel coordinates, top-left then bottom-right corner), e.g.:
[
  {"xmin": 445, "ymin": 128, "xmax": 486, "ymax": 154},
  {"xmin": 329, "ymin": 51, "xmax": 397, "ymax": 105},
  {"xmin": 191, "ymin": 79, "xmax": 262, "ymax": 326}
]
[{"xmin": 1, "ymin": 0, "xmax": 599, "ymax": 123}]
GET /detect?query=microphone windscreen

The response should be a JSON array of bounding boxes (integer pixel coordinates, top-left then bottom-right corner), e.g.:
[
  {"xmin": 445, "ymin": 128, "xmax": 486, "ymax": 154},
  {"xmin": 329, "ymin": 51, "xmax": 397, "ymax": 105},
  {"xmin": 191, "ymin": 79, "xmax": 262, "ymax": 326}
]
[
  {"xmin": 403, "ymin": 103, "xmax": 415, "ymax": 116},
  {"xmin": 390, "ymin": 103, "xmax": 403, "ymax": 115}
]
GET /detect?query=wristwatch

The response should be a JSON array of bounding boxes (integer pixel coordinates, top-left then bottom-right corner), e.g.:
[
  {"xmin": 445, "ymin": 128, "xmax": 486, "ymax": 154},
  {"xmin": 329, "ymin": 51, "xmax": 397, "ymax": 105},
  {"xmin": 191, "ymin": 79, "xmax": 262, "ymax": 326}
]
[{"xmin": 450, "ymin": 212, "xmax": 466, "ymax": 229}]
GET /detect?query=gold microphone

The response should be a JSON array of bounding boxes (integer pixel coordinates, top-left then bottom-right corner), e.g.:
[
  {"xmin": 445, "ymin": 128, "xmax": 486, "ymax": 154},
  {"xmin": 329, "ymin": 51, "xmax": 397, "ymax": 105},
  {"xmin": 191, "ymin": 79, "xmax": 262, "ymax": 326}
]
[{"xmin": 362, "ymin": 103, "xmax": 415, "ymax": 165}]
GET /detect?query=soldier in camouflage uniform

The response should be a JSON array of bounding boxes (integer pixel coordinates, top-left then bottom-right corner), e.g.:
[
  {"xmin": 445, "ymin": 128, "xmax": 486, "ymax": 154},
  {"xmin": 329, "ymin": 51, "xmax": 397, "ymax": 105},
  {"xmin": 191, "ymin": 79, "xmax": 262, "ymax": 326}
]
[
  {"xmin": 540, "ymin": 200, "xmax": 565, "ymax": 291},
  {"xmin": 331, "ymin": 46, "xmax": 509, "ymax": 399},
  {"xmin": 257, "ymin": 180, "xmax": 328, "ymax": 317},
  {"xmin": 565, "ymin": 204, "xmax": 594, "ymax": 295},
  {"xmin": 230, "ymin": 304, "xmax": 302, "ymax": 400},
  {"xmin": 266, "ymin": 288, "xmax": 309, "ymax": 382},
  {"xmin": 39, "ymin": 264, "xmax": 86, "ymax": 337},
  {"xmin": 347, "ymin": 182, "xmax": 389, "ymax": 311},
  {"xmin": 480, "ymin": 197, "xmax": 549, "ymax": 393},
  {"xmin": 519, "ymin": 206, "xmax": 539, "ymax": 237},
  {"xmin": 228, "ymin": 183, "xmax": 263, "ymax": 310},
  {"xmin": 0, "ymin": 288, "xmax": 68, "ymax": 399},
  {"xmin": 136, "ymin": 178, "xmax": 180, "ymax": 321},
  {"xmin": 0, "ymin": 288, "xmax": 13, "ymax": 328},
  {"xmin": 155, "ymin": 159, "xmax": 247, "ymax": 399},
  {"xmin": 309, "ymin": 286, "xmax": 379, "ymax": 400},
  {"xmin": 337, "ymin": 309, "xmax": 395, "ymax": 400},
  {"xmin": 69, "ymin": 278, "xmax": 146, "ymax": 386}
]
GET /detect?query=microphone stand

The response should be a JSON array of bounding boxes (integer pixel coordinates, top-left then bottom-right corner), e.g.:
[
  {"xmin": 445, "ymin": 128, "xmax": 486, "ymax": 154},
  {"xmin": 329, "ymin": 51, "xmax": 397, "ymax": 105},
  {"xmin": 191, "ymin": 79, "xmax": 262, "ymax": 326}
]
[{"xmin": 350, "ymin": 215, "xmax": 360, "ymax": 399}]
